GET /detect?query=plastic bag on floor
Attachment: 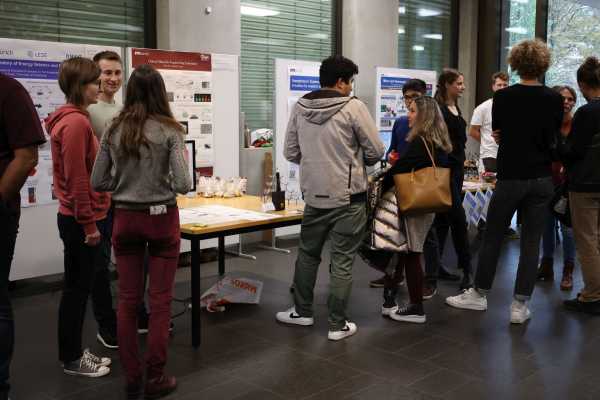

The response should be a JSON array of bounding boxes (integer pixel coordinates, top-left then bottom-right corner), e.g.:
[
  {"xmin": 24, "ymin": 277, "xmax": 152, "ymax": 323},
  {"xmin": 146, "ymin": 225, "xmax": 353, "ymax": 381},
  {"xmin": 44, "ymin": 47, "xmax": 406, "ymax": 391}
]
[{"xmin": 200, "ymin": 276, "xmax": 263, "ymax": 312}]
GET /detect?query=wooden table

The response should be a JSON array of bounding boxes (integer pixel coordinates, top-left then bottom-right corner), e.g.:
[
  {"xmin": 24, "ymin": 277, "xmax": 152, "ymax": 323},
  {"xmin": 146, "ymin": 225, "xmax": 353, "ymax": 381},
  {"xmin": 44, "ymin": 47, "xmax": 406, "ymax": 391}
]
[{"xmin": 177, "ymin": 195, "xmax": 304, "ymax": 348}]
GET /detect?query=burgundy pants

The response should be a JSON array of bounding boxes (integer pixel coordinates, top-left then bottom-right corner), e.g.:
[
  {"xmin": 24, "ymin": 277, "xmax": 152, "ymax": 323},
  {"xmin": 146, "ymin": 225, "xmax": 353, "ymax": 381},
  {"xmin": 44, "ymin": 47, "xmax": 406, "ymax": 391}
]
[
  {"xmin": 384, "ymin": 252, "xmax": 423, "ymax": 305},
  {"xmin": 112, "ymin": 207, "xmax": 180, "ymax": 384}
]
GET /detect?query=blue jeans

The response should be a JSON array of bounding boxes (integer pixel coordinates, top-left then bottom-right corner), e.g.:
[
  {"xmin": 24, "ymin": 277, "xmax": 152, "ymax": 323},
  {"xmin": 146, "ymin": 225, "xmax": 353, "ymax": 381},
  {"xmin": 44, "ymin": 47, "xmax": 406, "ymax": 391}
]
[
  {"xmin": 542, "ymin": 211, "xmax": 576, "ymax": 263},
  {"xmin": 0, "ymin": 205, "xmax": 18, "ymax": 399}
]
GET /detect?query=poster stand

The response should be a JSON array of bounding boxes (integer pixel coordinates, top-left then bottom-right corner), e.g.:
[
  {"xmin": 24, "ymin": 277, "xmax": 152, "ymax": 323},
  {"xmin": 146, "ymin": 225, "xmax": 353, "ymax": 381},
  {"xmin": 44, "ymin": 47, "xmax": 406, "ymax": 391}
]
[
  {"xmin": 273, "ymin": 58, "xmax": 321, "ymax": 239},
  {"xmin": 374, "ymin": 67, "xmax": 437, "ymax": 152}
]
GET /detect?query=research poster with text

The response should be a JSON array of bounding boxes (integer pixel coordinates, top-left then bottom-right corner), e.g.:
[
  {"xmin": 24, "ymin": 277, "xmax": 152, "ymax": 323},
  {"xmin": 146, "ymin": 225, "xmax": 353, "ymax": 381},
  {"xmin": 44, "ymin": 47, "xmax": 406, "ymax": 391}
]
[
  {"xmin": 0, "ymin": 38, "xmax": 121, "ymax": 207},
  {"xmin": 129, "ymin": 48, "xmax": 214, "ymax": 174}
]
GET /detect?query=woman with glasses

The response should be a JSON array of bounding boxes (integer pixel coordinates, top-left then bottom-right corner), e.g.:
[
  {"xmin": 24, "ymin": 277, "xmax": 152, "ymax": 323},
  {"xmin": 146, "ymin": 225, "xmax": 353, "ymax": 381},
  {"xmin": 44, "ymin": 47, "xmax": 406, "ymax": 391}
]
[
  {"xmin": 46, "ymin": 57, "xmax": 112, "ymax": 378},
  {"xmin": 537, "ymin": 86, "xmax": 578, "ymax": 290}
]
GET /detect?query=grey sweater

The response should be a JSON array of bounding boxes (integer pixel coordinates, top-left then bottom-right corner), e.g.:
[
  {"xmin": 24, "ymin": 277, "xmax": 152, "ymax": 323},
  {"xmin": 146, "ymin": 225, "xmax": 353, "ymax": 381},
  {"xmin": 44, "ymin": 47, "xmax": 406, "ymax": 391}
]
[
  {"xmin": 284, "ymin": 90, "xmax": 384, "ymax": 208},
  {"xmin": 91, "ymin": 119, "xmax": 192, "ymax": 208}
]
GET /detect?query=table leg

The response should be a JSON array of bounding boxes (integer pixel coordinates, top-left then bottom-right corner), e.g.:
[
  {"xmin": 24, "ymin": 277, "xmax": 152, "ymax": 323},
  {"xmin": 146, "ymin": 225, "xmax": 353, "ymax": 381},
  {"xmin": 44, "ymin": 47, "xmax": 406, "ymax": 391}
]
[
  {"xmin": 218, "ymin": 236, "xmax": 225, "ymax": 276},
  {"xmin": 191, "ymin": 238, "xmax": 201, "ymax": 348}
]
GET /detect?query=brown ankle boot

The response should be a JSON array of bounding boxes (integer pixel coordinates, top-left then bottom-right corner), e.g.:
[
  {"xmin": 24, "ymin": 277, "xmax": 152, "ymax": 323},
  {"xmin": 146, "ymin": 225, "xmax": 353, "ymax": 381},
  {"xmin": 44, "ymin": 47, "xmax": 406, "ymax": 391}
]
[
  {"xmin": 145, "ymin": 375, "xmax": 177, "ymax": 399},
  {"xmin": 560, "ymin": 261, "xmax": 575, "ymax": 291},
  {"xmin": 536, "ymin": 257, "xmax": 554, "ymax": 281}
]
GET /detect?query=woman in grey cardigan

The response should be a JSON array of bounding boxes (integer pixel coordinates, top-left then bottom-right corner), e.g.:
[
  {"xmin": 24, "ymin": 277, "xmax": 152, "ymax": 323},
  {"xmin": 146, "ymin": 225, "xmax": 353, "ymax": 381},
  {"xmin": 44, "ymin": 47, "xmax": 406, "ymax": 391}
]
[{"xmin": 91, "ymin": 64, "xmax": 191, "ymax": 399}]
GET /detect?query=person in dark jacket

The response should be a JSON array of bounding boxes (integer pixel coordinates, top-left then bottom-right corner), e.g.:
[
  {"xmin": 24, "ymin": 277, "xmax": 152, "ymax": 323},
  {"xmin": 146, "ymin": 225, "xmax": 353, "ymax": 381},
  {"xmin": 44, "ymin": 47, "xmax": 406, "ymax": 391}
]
[
  {"xmin": 446, "ymin": 39, "xmax": 562, "ymax": 324},
  {"xmin": 424, "ymin": 68, "xmax": 472, "ymax": 294},
  {"xmin": 536, "ymin": 85, "xmax": 577, "ymax": 290},
  {"xmin": 560, "ymin": 57, "xmax": 600, "ymax": 315},
  {"xmin": 370, "ymin": 79, "xmax": 459, "ymax": 288},
  {"xmin": 365, "ymin": 96, "xmax": 452, "ymax": 323}
]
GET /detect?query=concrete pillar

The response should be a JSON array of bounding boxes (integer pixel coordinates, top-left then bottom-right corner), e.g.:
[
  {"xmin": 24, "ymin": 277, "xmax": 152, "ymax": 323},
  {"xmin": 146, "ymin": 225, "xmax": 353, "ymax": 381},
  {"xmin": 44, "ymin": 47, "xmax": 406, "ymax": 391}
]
[
  {"xmin": 156, "ymin": 0, "xmax": 241, "ymax": 55},
  {"xmin": 457, "ymin": 0, "xmax": 480, "ymax": 161},
  {"xmin": 342, "ymin": 0, "xmax": 399, "ymax": 117}
]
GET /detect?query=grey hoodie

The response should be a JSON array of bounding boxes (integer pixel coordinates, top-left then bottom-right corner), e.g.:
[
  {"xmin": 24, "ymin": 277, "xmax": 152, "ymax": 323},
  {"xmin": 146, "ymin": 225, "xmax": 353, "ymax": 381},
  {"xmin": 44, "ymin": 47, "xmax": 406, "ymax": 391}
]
[{"xmin": 284, "ymin": 90, "xmax": 385, "ymax": 209}]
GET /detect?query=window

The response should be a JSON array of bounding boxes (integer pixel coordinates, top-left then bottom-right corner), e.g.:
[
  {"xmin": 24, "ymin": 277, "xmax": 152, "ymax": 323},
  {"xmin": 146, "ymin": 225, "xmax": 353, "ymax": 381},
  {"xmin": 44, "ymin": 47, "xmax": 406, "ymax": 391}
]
[
  {"xmin": 500, "ymin": 0, "xmax": 536, "ymax": 82},
  {"xmin": 0, "ymin": 0, "xmax": 145, "ymax": 47},
  {"xmin": 546, "ymin": 0, "xmax": 600, "ymax": 108},
  {"xmin": 241, "ymin": 0, "xmax": 336, "ymax": 131},
  {"xmin": 398, "ymin": 0, "xmax": 452, "ymax": 73}
]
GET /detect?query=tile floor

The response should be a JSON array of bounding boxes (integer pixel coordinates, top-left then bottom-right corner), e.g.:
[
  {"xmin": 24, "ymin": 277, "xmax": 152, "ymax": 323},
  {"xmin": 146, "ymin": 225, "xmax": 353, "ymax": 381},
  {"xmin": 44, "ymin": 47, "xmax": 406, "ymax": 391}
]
[{"xmin": 8, "ymin": 235, "xmax": 600, "ymax": 400}]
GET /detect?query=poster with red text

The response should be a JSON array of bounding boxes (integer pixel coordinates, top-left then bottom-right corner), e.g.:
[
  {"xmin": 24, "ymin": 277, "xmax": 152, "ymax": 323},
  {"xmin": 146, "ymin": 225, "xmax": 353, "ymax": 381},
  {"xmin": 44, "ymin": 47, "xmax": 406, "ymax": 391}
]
[{"xmin": 129, "ymin": 48, "xmax": 214, "ymax": 175}]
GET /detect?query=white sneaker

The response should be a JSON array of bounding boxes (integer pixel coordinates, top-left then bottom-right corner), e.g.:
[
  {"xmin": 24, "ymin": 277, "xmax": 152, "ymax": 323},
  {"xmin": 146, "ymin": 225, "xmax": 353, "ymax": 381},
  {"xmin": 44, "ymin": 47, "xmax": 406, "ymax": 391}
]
[
  {"xmin": 328, "ymin": 321, "xmax": 357, "ymax": 341},
  {"xmin": 510, "ymin": 300, "xmax": 531, "ymax": 324},
  {"xmin": 445, "ymin": 288, "xmax": 488, "ymax": 311},
  {"xmin": 381, "ymin": 305, "xmax": 398, "ymax": 317},
  {"xmin": 275, "ymin": 307, "xmax": 314, "ymax": 326},
  {"xmin": 83, "ymin": 348, "xmax": 111, "ymax": 367}
]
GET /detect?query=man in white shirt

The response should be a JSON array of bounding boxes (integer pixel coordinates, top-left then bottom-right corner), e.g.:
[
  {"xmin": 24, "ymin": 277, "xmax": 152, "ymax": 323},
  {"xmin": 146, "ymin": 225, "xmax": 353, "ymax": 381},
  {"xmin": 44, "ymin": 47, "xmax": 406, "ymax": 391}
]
[
  {"xmin": 88, "ymin": 50, "xmax": 123, "ymax": 140},
  {"xmin": 87, "ymin": 50, "xmax": 124, "ymax": 350},
  {"xmin": 469, "ymin": 72, "xmax": 509, "ymax": 173}
]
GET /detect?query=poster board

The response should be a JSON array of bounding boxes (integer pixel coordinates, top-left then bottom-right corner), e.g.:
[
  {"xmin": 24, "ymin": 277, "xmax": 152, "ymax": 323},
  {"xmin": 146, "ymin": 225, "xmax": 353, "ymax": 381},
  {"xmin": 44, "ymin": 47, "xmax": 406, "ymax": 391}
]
[
  {"xmin": 128, "ymin": 48, "xmax": 214, "ymax": 175},
  {"xmin": 274, "ymin": 59, "xmax": 321, "ymax": 203},
  {"xmin": 374, "ymin": 67, "xmax": 437, "ymax": 153},
  {"xmin": 1, "ymin": 38, "xmax": 122, "ymax": 281},
  {"xmin": 0, "ymin": 38, "xmax": 122, "ymax": 208},
  {"xmin": 274, "ymin": 59, "xmax": 321, "ymax": 237}
]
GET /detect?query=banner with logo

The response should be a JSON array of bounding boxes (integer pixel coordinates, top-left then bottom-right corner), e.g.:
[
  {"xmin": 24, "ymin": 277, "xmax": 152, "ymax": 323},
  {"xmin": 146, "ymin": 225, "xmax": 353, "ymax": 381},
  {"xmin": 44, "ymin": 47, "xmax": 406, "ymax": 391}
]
[
  {"xmin": 374, "ymin": 67, "xmax": 437, "ymax": 154},
  {"xmin": 128, "ymin": 48, "xmax": 214, "ymax": 175},
  {"xmin": 0, "ymin": 38, "xmax": 122, "ymax": 207}
]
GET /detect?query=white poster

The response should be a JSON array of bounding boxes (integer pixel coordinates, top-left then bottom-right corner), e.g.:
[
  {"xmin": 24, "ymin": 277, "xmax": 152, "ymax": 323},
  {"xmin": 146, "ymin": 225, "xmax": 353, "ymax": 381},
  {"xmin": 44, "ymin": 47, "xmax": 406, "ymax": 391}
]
[
  {"xmin": 375, "ymin": 68, "xmax": 437, "ymax": 153},
  {"xmin": 281, "ymin": 63, "xmax": 320, "ymax": 201},
  {"xmin": 129, "ymin": 48, "xmax": 214, "ymax": 173},
  {"xmin": 0, "ymin": 38, "xmax": 121, "ymax": 208}
]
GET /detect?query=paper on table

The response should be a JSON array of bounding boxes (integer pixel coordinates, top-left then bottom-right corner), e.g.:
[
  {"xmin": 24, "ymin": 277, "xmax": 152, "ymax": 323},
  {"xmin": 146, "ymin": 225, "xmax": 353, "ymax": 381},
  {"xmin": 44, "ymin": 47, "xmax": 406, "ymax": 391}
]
[{"xmin": 179, "ymin": 205, "xmax": 279, "ymax": 226}]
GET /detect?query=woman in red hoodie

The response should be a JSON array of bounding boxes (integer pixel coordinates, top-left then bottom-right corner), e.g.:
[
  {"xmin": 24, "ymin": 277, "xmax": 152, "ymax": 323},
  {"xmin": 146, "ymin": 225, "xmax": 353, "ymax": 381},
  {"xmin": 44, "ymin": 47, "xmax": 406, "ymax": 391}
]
[{"xmin": 46, "ymin": 57, "xmax": 112, "ymax": 378}]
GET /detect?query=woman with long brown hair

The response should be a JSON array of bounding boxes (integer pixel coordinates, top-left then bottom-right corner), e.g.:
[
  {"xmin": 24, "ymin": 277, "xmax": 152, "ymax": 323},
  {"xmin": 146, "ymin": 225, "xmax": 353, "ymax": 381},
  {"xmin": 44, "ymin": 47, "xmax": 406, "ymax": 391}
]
[
  {"xmin": 91, "ymin": 64, "xmax": 191, "ymax": 399},
  {"xmin": 428, "ymin": 68, "xmax": 473, "ymax": 292}
]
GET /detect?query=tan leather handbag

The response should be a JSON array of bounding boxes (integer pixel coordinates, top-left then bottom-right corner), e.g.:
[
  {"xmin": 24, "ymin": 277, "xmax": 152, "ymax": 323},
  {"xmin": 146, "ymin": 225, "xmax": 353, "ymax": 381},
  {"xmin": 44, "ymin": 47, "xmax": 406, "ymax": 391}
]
[{"xmin": 393, "ymin": 137, "xmax": 452, "ymax": 215}]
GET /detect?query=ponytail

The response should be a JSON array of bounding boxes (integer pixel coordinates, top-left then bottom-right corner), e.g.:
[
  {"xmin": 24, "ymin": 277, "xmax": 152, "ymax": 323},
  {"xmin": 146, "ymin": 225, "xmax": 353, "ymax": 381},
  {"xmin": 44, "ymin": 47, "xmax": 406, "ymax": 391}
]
[
  {"xmin": 577, "ymin": 57, "xmax": 600, "ymax": 89},
  {"xmin": 434, "ymin": 68, "xmax": 462, "ymax": 106}
]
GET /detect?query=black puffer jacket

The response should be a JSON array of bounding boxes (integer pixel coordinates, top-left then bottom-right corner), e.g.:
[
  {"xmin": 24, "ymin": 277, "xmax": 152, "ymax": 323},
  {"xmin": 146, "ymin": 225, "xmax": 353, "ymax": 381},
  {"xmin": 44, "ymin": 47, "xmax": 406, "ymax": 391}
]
[{"xmin": 559, "ymin": 98, "xmax": 600, "ymax": 193}]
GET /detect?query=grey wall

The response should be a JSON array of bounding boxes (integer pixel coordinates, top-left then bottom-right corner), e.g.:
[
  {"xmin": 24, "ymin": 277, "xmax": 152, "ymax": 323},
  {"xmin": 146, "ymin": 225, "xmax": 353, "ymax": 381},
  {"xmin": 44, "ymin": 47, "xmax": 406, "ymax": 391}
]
[
  {"xmin": 342, "ymin": 0, "xmax": 399, "ymax": 117},
  {"xmin": 156, "ymin": 0, "xmax": 241, "ymax": 55},
  {"xmin": 457, "ymin": 0, "xmax": 480, "ymax": 161}
]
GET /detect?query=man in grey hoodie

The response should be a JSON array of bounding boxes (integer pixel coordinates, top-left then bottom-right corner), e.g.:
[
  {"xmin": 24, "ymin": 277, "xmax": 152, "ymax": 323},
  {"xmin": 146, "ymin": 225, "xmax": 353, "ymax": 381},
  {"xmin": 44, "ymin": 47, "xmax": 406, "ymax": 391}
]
[{"xmin": 276, "ymin": 55, "xmax": 385, "ymax": 340}]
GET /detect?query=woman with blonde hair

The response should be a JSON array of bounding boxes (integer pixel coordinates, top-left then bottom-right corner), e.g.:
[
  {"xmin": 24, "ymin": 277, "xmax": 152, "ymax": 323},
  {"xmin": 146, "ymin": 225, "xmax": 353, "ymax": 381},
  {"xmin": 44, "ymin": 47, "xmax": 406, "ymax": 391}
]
[
  {"xmin": 363, "ymin": 96, "xmax": 452, "ymax": 323},
  {"xmin": 446, "ymin": 39, "xmax": 562, "ymax": 324}
]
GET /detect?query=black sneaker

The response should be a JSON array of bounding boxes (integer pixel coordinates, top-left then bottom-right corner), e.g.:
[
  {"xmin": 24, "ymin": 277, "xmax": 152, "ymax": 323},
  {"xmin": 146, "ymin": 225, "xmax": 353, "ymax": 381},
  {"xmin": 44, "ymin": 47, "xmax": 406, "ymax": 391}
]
[
  {"xmin": 97, "ymin": 330, "xmax": 118, "ymax": 349},
  {"xmin": 565, "ymin": 297, "xmax": 600, "ymax": 315},
  {"xmin": 389, "ymin": 303, "xmax": 426, "ymax": 323}
]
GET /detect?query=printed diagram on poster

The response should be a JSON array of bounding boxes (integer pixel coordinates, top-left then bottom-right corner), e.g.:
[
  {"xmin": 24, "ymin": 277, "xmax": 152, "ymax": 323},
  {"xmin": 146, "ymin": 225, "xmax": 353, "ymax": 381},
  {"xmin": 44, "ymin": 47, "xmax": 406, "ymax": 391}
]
[
  {"xmin": 375, "ymin": 68, "xmax": 436, "ymax": 154},
  {"xmin": 129, "ymin": 48, "xmax": 214, "ymax": 173},
  {"xmin": 0, "ymin": 38, "xmax": 122, "ymax": 208}
]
